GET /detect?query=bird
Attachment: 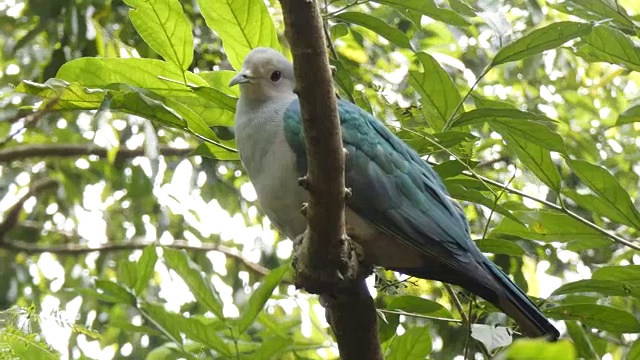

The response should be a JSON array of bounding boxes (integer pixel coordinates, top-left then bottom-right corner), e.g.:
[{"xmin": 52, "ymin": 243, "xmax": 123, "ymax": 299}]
[{"xmin": 229, "ymin": 47, "xmax": 560, "ymax": 340}]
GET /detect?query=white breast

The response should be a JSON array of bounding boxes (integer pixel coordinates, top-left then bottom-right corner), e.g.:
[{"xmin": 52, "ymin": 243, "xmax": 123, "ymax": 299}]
[
  {"xmin": 234, "ymin": 96, "xmax": 385, "ymax": 251},
  {"xmin": 234, "ymin": 96, "xmax": 308, "ymax": 239}
]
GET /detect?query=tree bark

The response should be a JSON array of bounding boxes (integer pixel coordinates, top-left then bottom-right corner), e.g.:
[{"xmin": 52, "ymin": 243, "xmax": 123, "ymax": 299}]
[
  {"xmin": 0, "ymin": 144, "xmax": 194, "ymax": 162},
  {"xmin": 277, "ymin": 1, "xmax": 383, "ymax": 359}
]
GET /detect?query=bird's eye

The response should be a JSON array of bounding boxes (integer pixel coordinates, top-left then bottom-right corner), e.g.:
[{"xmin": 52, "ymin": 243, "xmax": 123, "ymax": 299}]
[{"xmin": 270, "ymin": 70, "xmax": 282, "ymax": 82}]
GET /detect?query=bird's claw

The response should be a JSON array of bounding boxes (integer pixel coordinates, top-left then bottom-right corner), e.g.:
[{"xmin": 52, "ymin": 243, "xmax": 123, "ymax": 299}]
[
  {"xmin": 298, "ymin": 176, "xmax": 310, "ymax": 190},
  {"xmin": 344, "ymin": 187, "xmax": 352, "ymax": 199},
  {"xmin": 300, "ymin": 202, "xmax": 308, "ymax": 216}
]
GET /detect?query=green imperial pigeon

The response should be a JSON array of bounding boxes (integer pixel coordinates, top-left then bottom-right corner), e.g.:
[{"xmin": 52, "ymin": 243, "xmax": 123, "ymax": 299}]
[{"xmin": 229, "ymin": 47, "xmax": 559, "ymax": 340}]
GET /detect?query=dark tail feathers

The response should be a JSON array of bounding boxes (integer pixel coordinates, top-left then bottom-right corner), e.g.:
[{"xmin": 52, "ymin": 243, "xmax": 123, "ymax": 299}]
[{"xmin": 480, "ymin": 260, "xmax": 559, "ymax": 340}]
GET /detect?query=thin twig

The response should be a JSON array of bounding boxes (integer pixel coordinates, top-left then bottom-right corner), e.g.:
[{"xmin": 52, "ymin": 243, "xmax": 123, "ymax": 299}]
[
  {"xmin": 0, "ymin": 178, "xmax": 58, "ymax": 236},
  {"xmin": 378, "ymin": 309, "xmax": 463, "ymax": 324},
  {"xmin": 0, "ymin": 239, "xmax": 272, "ymax": 278},
  {"xmin": 0, "ymin": 144, "xmax": 195, "ymax": 162},
  {"xmin": 0, "ymin": 99, "xmax": 59, "ymax": 148},
  {"xmin": 322, "ymin": 0, "xmax": 365, "ymax": 18},
  {"xmin": 442, "ymin": 66, "xmax": 491, "ymax": 131},
  {"xmin": 444, "ymin": 284, "xmax": 468, "ymax": 324}
]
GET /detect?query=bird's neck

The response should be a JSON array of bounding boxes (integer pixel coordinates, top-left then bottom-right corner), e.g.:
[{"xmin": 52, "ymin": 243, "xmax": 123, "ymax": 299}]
[
  {"xmin": 235, "ymin": 94, "xmax": 296, "ymax": 128},
  {"xmin": 234, "ymin": 94, "xmax": 296, "ymax": 171}
]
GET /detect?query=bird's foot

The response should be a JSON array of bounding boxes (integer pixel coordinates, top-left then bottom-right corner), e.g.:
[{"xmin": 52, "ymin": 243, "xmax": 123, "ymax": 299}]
[
  {"xmin": 292, "ymin": 231, "xmax": 370, "ymax": 294},
  {"xmin": 297, "ymin": 176, "xmax": 310, "ymax": 190},
  {"xmin": 344, "ymin": 187, "xmax": 352, "ymax": 199}
]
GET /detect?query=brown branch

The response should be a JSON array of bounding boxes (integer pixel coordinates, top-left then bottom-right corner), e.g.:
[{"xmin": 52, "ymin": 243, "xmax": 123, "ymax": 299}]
[
  {"xmin": 0, "ymin": 144, "xmax": 195, "ymax": 163},
  {"xmin": 0, "ymin": 238, "xmax": 271, "ymax": 278},
  {"xmin": 278, "ymin": 1, "xmax": 383, "ymax": 359},
  {"xmin": 0, "ymin": 178, "xmax": 58, "ymax": 236},
  {"xmin": 0, "ymin": 99, "xmax": 59, "ymax": 148}
]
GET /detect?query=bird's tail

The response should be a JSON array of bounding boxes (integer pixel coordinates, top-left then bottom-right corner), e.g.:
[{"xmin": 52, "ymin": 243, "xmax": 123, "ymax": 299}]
[{"xmin": 479, "ymin": 259, "xmax": 559, "ymax": 340}]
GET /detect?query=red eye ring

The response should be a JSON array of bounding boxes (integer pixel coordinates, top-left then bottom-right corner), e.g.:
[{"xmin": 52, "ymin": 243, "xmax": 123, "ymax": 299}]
[{"xmin": 270, "ymin": 70, "xmax": 282, "ymax": 82}]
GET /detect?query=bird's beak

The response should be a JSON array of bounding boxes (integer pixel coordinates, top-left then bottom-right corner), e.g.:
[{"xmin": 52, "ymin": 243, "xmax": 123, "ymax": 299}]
[{"xmin": 229, "ymin": 70, "xmax": 253, "ymax": 87}]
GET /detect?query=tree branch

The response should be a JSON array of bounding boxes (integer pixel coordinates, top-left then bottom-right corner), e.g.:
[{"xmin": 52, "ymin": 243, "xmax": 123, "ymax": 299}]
[
  {"xmin": 0, "ymin": 178, "xmax": 58, "ymax": 236},
  {"xmin": 0, "ymin": 144, "xmax": 195, "ymax": 163},
  {"xmin": 278, "ymin": 1, "xmax": 383, "ymax": 358},
  {"xmin": 0, "ymin": 238, "xmax": 271, "ymax": 278}
]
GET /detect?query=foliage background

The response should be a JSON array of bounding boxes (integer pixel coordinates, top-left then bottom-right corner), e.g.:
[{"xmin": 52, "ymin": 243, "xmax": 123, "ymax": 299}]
[{"xmin": 1, "ymin": 0, "xmax": 640, "ymax": 359}]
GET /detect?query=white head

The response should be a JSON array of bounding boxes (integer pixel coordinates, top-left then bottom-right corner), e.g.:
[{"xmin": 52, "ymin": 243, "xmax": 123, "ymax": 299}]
[{"xmin": 228, "ymin": 47, "xmax": 296, "ymax": 102}]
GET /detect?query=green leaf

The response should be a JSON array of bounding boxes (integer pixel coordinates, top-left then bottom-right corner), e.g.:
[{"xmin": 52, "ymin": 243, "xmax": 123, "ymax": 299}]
[
  {"xmin": 566, "ymin": 159, "xmax": 640, "ymax": 229},
  {"xmin": 198, "ymin": 70, "xmax": 240, "ymax": 96},
  {"xmin": 616, "ymin": 103, "xmax": 640, "ymax": 125},
  {"xmin": 446, "ymin": 183, "xmax": 521, "ymax": 223},
  {"xmin": 628, "ymin": 339, "xmax": 640, "ymax": 360},
  {"xmin": 332, "ymin": 58, "xmax": 356, "ymax": 101},
  {"xmin": 123, "ymin": 0, "xmax": 193, "ymax": 70},
  {"xmin": 494, "ymin": 126, "xmax": 562, "ymax": 190},
  {"xmin": 192, "ymin": 143, "xmax": 239, "ymax": 161},
  {"xmin": 330, "ymin": 23, "xmax": 350, "ymax": 41},
  {"xmin": 191, "ymin": 86, "xmax": 237, "ymax": 113},
  {"xmin": 250, "ymin": 336, "xmax": 291, "ymax": 359},
  {"xmin": 378, "ymin": 309, "xmax": 400, "ymax": 344},
  {"xmin": 162, "ymin": 248, "xmax": 225, "ymax": 319},
  {"xmin": 506, "ymin": 339, "xmax": 576, "ymax": 359},
  {"xmin": 105, "ymin": 83, "xmax": 222, "ymax": 138},
  {"xmin": 373, "ymin": 0, "xmax": 469, "ymax": 26},
  {"xmin": 472, "ymin": 94, "xmax": 516, "ymax": 109},
  {"xmin": 565, "ymin": 321, "xmax": 599, "ymax": 360},
  {"xmin": 386, "ymin": 295, "xmax": 453, "ymax": 318},
  {"xmin": 449, "ymin": 0, "xmax": 476, "ymax": 17},
  {"xmin": 545, "ymin": 304, "xmax": 640, "ymax": 333},
  {"xmin": 166, "ymin": 90, "xmax": 235, "ymax": 128},
  {"xmin": 335, "ymin": 12, "xmax": 411, "ymax": 49},
  {"xmin": 118, "ymin": 260, "xmax": 138, "ymax": 291},
  {"xmin": 106, "ymin": 85, "xmax": 186, "ymax": 129},
  {"xmin": 563, "ymin": 189, "xmax": 638, "ymax": 229},
  {"xmin": 490, "ymin": 210, "xmax": 610, "ymax": 245},
  {"xmin": 408, "ymin": 52, "xmax": 462, "ymax": 131},
  {"xmin": 16, "ymin": 79, "xmax": 105, "ymax": 109},
  {"xmin": 141, "ymin": 303, "xmax": 232, "ymax": 356},
  {"xmin": 475, "ymin": 238, "xmax": 526, "ymax": 257},
  {"xmin": 134, "ymin": 245, "xmax": 158, "ymax": 295},
  {"xmin": 576, "ymin": 25, "xmax": 640, "ymax": 72},
  {"xmin": 592, "ymin": 265, "xmax": 640, "ymax": 284},
  {"xmin": 450, "ymin": 108, "xmax": 555, "ymax": 128},
  {"xmin": 0, "ymin": 329, "xmax": 59, "ymax": 360},
  {"xmin": 551, "ymin": 279, "xmax": 640, "ymax": 298},
  {"xmin": 57, "ymin": 58, "xmax": 207, "ymax": 89},
  {"xmin": 387, "ymin": 326, "xmax": 432, "ymax": 360},
  {"xmin": 451, "ymin": 108, "xmax": 554, "ymax": 127},
  {"xmin": 237, "ymin": 264, "xmax": 289, "ymax": 333},
  {"xmin": 547, "ymin": 0, "xmax": 636, "ymax": 34},
  {"xmin": 95, "ymin": 280, "xmax": 136, "ymax": 305},
  {"xmin": 197, "ymin": 0, "xmax": 280, "ymax": 70},
  {"xmin": 492, "ymin": 21, "xmax": 592, "ymax": 66},
  {"xmin": 406, "ymin": 131, "xmax": 478, "ymax": 155},
  {"xmin": 494, "ymin": 121, "xmax": 565, "ymax": 154},
  {"xmin": 432, "ymin": 160, "xmax": 471, "ymax": 179}
]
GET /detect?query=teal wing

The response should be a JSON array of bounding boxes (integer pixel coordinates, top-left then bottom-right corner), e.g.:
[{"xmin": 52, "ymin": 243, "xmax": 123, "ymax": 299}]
[
  {"xmin": 283, "ymin": 99, "xmax": 559, "ymax": 339},
  {"xmin": 283, "ymin": 99, "xmax": 479, "ymax": 270}
]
